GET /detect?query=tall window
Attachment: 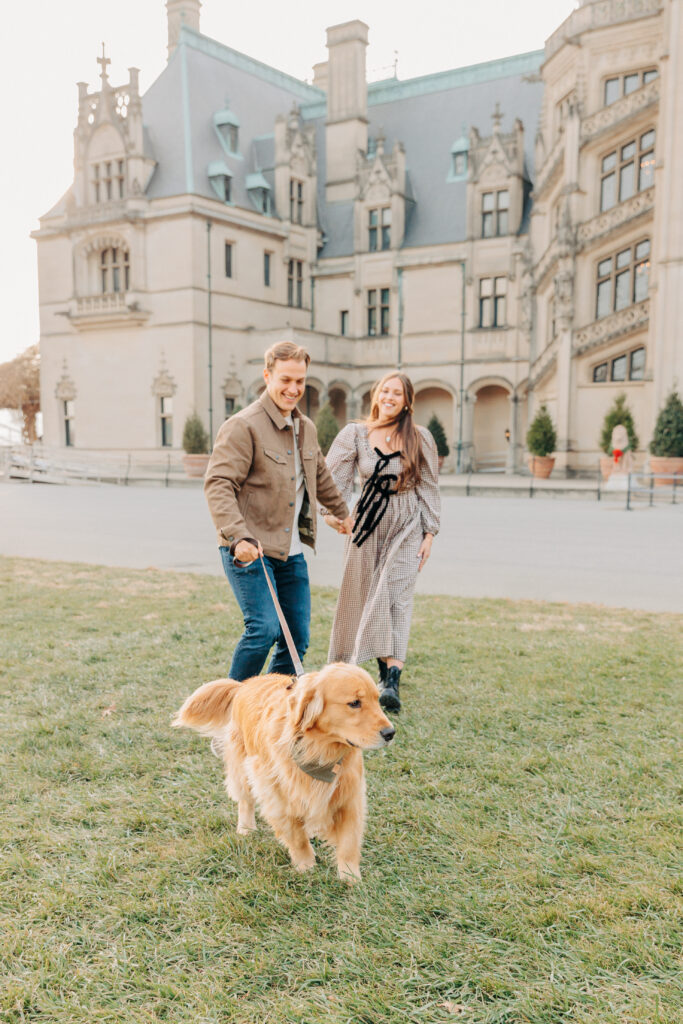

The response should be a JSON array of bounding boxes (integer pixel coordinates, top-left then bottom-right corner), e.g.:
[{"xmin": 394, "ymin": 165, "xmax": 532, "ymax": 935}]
[
  {"xmin": 479, "ymin": 277, "xmax": 507, "ymax": 327},
  {"xmin": 288, "ymin": 260, "xmax": 303, "ymax": 307},
  {"xmin": 264, "ymin": 251, "xmax": 271, "ymax": 287},
  {"xmin": 160, "ymin": 397, "xmax": 173, "ymax": 447},
  {"xmin": 367, "ymin": 288, "xmax": 390, "ymax": 336},
  {"xmin": 100, "ymin": 248, "xmax": 130, "ymax": 293},
  {"xmin": 340, "ymin": 310, "xmax": 349, "ymax": 336},
  {"xmin": 595, "ymin": 239, "xmax": 650, "ymax": 319},
  {"xmin": 482, "ymin": 190, "xmax": 509, "ymax": 237},
  {"xmin": 63, "ymin": 400, "xmax": 75, "ymax": 447},
  {"xmin": 600, "ymin": 130, "xmax": 655, "ymax": 211},
  {"xmin": 290, "ymin": 179, "xmax": 304, "ymax": 224},
  {"xmin": 604, "ymin": 68, "xmax": 658, "ymax": 106},
  {"xmin": 225, "ymin": 242, "xmax": 233, "ymax": 278},
  {"xmin": 224, "ymin": 396, "xmax": 236, "ymax": 418},
  {"xmin": 369, "ymin": 207, "xmax": 391, "ymax": 251}
]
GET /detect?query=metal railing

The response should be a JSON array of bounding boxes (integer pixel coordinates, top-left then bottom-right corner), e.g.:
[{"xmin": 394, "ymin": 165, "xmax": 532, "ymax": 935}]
[
  {"xmin": 0, "ymin": 444, "xmax": 191, "ymax": 487},
  {"xmin": 625, "ymin": 470, "xmax": 681, "ymax": 510}
]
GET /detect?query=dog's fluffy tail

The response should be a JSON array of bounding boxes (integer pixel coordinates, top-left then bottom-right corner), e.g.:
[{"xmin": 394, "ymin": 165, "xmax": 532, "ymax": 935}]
[{"xmin": 172, "ymin": 679, "xmax": 240, "ymax": 737}]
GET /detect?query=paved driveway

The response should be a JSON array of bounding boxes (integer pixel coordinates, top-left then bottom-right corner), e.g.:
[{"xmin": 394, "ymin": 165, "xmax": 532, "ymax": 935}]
[{"xmin": 1, "ymin": 481, "xmax": 681, "ymax": 612}]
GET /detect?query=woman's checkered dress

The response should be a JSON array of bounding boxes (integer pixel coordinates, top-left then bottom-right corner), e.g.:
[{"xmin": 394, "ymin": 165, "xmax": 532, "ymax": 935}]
[{"xmin": 325, "ymin": 423, "xmax": 441, "ymax": 665}]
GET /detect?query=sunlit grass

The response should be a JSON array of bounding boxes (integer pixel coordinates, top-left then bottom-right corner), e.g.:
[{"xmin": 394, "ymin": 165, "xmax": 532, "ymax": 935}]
[{"xmin": 1, "ymin": 556, "xmax": 681, "ymax": 1023}]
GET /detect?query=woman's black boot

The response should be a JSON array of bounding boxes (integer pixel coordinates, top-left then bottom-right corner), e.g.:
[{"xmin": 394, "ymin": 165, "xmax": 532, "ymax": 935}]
[
  {"xmin": 379, "ymin": 666, "xmax": 401, "ymax": 713},
  {"xmin": 377, "ymin": 658, "xmax": 388, "ymax": 686}
]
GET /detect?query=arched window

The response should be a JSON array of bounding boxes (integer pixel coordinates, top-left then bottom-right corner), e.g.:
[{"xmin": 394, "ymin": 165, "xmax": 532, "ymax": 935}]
[{"xmin": 100, "ymin": 247, "xmax": 130, "ymax": 294}]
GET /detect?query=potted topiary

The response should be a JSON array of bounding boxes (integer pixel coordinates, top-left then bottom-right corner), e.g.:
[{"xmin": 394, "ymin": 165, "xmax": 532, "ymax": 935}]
[
  {"xmin": 315, "ymin": 402, "xmax": 340, "ymax": 456},
  {"xmin": 649, "ymin": 390, "xmax": 683, "ymax": 485},
  {"xmin": 427, "ymin": 413, "xmax": 450, "ymax": 471},
  {"xmin": 599, "ymin": 393, "xmax": 639, "ymax": 480},
  {"xmin": 526, "ymin": 404, "xmax": 556, "ymax": 478},
  {"xmin": 182, "ymin": 412, "xmax": 210, "ymax": 477}
]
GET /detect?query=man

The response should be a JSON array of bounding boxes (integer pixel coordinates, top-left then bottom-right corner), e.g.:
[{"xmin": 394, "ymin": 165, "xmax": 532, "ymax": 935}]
[{"xmin": 205, "ymin": 341, "xmax": 352, "ymax": 681}]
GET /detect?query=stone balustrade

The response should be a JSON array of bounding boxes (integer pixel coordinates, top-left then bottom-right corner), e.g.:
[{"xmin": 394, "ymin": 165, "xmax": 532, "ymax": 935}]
[
  {"xmin": 581, "ymin": 78, "xmax": 659, "ymax": 144},
  {"xmin": 573, "ymin": 298, "xmax": 649, "ymax": 355},
  {"xmin": 577, "ymin": 187, "xmax": 655, "ymax": 249}
]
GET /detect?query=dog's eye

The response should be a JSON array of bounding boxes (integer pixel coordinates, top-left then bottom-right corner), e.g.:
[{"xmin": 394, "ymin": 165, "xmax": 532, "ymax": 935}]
[{"xmin": 347, "ymin": 699, "xmax": 361, "ymax": 709}]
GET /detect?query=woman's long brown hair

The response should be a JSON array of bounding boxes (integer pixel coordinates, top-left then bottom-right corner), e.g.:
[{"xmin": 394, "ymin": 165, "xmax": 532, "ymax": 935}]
[{"xmin": 365, "ymin": 371, "xmax": 426, "ymax": 491}]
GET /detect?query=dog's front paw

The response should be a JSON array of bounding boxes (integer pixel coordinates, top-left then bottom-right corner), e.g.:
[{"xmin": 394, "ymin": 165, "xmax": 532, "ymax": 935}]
[
  {"xmin": 338, "ymin": 862, "xmax": 361, "ymax": 885},
  {"xmin": 236, "ymin": 823, "xmax": 256, "ymax": 836},
  {"xmin": 292, "ymin": 853, "xmax": 316, "ymax": 873}
]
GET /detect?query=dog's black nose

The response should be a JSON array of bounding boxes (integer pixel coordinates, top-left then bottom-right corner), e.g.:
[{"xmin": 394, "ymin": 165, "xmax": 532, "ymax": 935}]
[{"xmin": 380, "ymin": 726, "xmax": 395, "ymax": 743}]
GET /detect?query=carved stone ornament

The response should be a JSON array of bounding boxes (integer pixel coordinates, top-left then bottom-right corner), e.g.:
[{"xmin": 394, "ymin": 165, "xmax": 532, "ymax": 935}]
[
  {"xmin": 55, "ymin": 362, "xmax": 77, "ymax": 402},
  {"xmin": 580, "ymin": 77, "xmax": 659, "ymax": 144},
  {"xmin": 151, "ymin": 360, "xmax": 177, "ymax": 399},
  {"xmin": 554, "ymin": 268, "xmax": 574, "ymax": 322},
  {"xmin": 577, "ymin": 187, "xmax": 654, "ymax": 249}
]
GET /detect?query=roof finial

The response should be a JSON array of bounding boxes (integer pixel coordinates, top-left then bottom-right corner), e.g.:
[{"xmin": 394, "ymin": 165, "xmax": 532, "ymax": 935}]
[
  {"xmin": 492, "ymin": 102, "xmax": 503, "ymax": 132},
  {"xmin": 97, "ymin": 42, "xmax": 111, "ymax": 85}
]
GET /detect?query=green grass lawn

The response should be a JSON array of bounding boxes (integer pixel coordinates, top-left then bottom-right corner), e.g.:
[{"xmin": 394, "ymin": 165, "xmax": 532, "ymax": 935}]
[{"xmin": 1, "ymin": 556, "xmax": 681, "ymax": 1024}]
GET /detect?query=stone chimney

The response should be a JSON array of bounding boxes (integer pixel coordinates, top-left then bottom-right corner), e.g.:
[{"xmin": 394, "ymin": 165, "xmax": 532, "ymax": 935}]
[
  {"xmin": 312, "ymin": 61, "xmax": 328, "ymax": 92},
  {"xmin": 167, "ymin": 0, "xmax": 201, "ymax": 60},
  {"xmin": 325, "ymin": 20, "xmax": 368, "ymax": 201}
]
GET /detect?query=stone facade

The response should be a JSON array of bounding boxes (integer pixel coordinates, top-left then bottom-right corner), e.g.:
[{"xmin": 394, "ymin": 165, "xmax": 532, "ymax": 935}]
[{"xmin": 33, "ymin": 0, "xmax": 683, "ymax": 473}]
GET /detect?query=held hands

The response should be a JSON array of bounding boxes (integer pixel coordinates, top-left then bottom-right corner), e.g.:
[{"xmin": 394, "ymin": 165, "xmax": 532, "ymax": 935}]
[
  {"xmin": 233, "ymin": 539, "xmax": 263, "ymax": 565},
  {"xmin": 417, "ymin": 533, "xmax": 433, "ymax": 572},
  {"xmin": 324, "ymin": 514, "xmax": 354, "ymax": 536}
]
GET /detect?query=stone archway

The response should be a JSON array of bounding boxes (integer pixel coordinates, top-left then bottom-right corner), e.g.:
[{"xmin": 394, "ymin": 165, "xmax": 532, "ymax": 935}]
[
  {"xmin": 302, "ymin": 383, "xmax": 320, "ymax": 420},
  {"xmin": 472, "ymin": 384, "xmax": 511, "ymax": 471},
  {"xmin": 414, "ymin": 385, "xmax": 455, "ymax": 468},
  {"xmin": 328, "ymin": 385, "xmax": 348, "ymax": 426}
]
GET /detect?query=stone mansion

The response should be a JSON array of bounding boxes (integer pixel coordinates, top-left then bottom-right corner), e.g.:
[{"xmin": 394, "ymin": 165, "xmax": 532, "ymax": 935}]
[{"xmin": 34, "ymin": 0, "xmax": 683, "ymax": 472}]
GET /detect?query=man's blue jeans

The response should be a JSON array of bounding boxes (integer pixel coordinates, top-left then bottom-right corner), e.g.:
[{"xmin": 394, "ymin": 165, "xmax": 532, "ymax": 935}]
[{"xmin": 219, "ymin": 548, "xmax": 311, "ymax": 681}]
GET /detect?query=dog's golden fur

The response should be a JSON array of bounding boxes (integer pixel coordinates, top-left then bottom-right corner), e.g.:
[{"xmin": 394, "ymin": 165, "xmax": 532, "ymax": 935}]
[{"xmin": 173, "ymin": 663, "xmax": 394, "ymax": 882}]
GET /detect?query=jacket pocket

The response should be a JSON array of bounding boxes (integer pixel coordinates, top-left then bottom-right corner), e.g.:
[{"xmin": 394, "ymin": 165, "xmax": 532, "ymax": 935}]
[{"xmin": 263, "ymin": 447, "xmax": 286, "ymax": 465}]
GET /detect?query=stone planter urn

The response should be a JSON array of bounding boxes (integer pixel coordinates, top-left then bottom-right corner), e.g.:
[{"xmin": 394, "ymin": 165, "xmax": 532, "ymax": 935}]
[
  {"xmin": 527, "ymin": 455, "xmax": 555, "ymax": 479},
  {"xmin": 182, "ymin": 453, "xmax": 210, "ymax": 478},
  {"xmin": 649, "ymin": 456, "xmax": 683, "ymax": 487}
]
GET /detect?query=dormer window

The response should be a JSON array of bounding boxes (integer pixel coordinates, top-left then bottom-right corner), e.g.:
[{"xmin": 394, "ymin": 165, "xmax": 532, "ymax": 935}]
[
  {"xmin": 91, "ymin": 160, "xmax": 125, "ymax": 203},
  {"xmin": 246, "ymin": 172, "xmax": 272, "ymax": 215},
  {"xmin": 213, "ymin": 106, "xmax": 240, "ymax": 156},
  {"xmin": 208, "ymin": 161, "xmax": 232, "ymax": 203},
  {"xmin": 448, "ymin": 131, "xmax": 469, "ymax": 182}
]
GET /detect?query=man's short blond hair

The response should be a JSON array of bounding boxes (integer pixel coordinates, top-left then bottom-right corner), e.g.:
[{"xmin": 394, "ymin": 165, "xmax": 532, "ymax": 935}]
[{"xmin": 264, "ymin": 341, "xmax": 311, "ymax": 371}]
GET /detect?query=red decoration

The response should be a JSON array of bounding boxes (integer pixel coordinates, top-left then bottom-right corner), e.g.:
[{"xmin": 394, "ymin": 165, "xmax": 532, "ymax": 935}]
[{"xmin": 613, "ymin": 448, "xmax": 623, "ymax": 463}]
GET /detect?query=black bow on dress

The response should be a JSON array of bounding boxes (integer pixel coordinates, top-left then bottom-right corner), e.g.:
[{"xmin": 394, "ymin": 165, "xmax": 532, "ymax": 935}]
[{"xmin": 352, "ymin": 449, "xmax": 401, "ymax": 548}]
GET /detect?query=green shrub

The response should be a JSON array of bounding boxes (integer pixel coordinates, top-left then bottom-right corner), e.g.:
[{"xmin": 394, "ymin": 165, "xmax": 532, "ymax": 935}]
[
  {"xmin": 599, "ymin": 393, "xmax": 639, "ymax": 454},
  {"xmin": 526, "ymin": 405, "xmax": 557, "ymax": 457},
  {"xmin": 181, "ymin": 413, "xmax": 209, "ymax": 454},
  {"xmin": 315, "ymin": 403, "xmax": 340, "ymax": 455},
  {"xmin": 427, "ymin": 413, "xmax": 450, "ymax": 458},
  {"xmin": 650, "ymin": 390, "xmax": 683, "ymax": 457}
]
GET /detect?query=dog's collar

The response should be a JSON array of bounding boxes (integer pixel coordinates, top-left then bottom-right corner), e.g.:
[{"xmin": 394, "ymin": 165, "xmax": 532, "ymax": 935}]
[{"xmin": 290, "ymin": 738, "xmax": 345, "ymax": 784}]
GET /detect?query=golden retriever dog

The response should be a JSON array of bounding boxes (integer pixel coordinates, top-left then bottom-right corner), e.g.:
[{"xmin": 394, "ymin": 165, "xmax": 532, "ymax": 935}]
[{"xmin": 173, "ymin": 663, "xmax": 395, "ymax": 883}]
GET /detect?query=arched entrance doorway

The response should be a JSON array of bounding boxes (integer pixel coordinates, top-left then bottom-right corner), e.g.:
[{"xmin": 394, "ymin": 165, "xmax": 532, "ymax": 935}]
[
  {"xmin": 414, "ymin": 386, "xmax": 454, "ymax": 467},
  {"xmin": 302, "ymin": 384, "xmax": 320, "ymax": 420},
  {"xmin": 328, "ymin": 386, "xmax": 348, "ymax": 426},
  {"xmin": 472, "ymin": 385, "xmax": 510, "ymax": 471}
]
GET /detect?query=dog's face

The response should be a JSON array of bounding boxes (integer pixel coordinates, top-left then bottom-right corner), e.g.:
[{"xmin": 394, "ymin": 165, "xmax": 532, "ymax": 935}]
[{"xmin": 290, "ymin": 663, "xmax": 395, "ymax": 750}]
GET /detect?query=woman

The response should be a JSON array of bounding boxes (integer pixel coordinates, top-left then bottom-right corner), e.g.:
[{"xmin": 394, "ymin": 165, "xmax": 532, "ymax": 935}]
[{"xmin": 323, "ymin": 372, "xmax": 441, "ymax": 713}]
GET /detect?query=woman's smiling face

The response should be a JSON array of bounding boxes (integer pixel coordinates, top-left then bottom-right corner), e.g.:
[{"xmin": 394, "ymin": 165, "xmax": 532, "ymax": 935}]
[{"xmin": 376, "ymin": 377, "xmax": 406, "ymax": 421}]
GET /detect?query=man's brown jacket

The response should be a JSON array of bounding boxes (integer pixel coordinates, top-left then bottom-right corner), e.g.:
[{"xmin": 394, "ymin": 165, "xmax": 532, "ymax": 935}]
[{"xmin": 204, "ymin": 392, "xmax": 349, "ymax": 560}]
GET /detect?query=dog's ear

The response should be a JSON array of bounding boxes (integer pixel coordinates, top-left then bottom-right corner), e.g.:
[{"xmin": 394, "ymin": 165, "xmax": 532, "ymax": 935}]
[{"xmin": 290, "ymin": 673, "xmax": 324, "ymax": 733}]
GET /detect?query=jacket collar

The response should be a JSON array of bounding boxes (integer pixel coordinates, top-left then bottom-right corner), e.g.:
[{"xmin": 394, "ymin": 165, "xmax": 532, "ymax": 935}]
[{"xmin": 259, "ymin": 390, "xmax": 303, "ymax": 431}]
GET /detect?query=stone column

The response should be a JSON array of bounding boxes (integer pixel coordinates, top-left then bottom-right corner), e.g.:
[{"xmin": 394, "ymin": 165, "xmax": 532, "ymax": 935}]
[
  {"xmin": 506, "ymin": 394, "xmax": 518, "ymax": 474},
  {"xmin": 652, "ymin": 0, "xmax": 683, "ymax": 426}
]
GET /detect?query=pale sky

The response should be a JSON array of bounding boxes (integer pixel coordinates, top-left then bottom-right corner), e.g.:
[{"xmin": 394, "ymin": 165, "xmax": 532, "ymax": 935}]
[{"xmin": 0, "ymin": 0, "xmax": 578, "ymax": 365}]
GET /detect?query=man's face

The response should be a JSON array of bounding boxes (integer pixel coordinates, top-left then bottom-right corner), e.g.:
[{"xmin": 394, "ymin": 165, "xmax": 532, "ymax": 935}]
[{"xmin": 263, "ymin": 359, "xmax": 307, "ymax": 414}]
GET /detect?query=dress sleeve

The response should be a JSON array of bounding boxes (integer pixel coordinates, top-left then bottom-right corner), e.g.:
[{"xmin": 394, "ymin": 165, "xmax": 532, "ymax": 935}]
[
  {"xmin": 321, "ymin": 423, "xmax": 358, "ymax": 511},
  {"xmin": 416, "ymin": 427, "xmax": 441, "ymax": 536}
]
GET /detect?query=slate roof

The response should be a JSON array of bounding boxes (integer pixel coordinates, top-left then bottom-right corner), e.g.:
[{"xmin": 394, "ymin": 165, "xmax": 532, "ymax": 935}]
[{"xmin": 139, "ymin": 27, "xmax": 544, "ymax": 254}]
